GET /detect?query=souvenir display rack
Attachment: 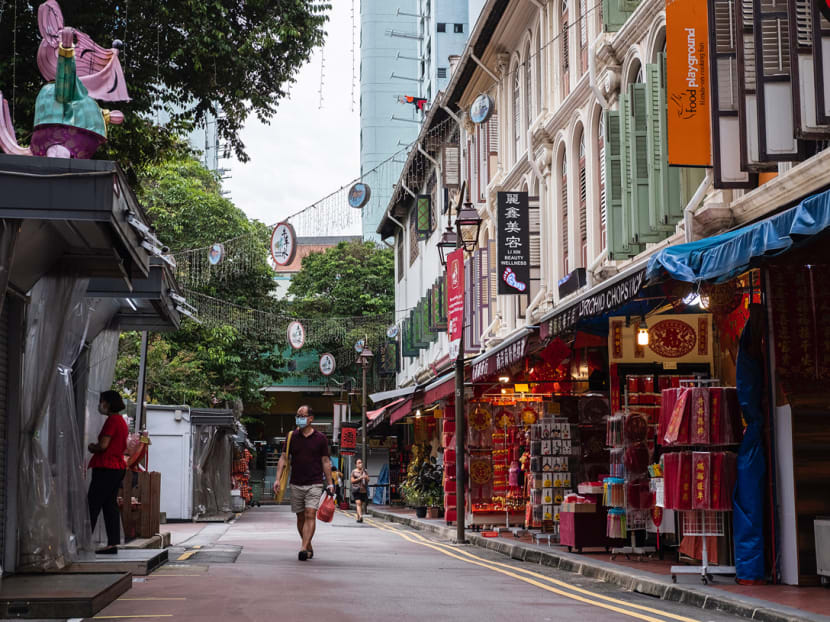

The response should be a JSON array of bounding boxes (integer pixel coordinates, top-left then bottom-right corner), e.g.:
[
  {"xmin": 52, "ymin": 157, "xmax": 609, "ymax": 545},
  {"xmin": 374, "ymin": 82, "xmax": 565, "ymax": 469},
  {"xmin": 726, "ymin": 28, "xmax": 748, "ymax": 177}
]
[
  {"xmin": 529, "ymin": 418, "xmax": 580, "ymax": 535},
  {"xmin": 660, "ymin": 378, "xmax": 741, "ymax": 584},
  {"xmin": 232, "ymin": 447, "xmax": 253, "ymax": 506}
]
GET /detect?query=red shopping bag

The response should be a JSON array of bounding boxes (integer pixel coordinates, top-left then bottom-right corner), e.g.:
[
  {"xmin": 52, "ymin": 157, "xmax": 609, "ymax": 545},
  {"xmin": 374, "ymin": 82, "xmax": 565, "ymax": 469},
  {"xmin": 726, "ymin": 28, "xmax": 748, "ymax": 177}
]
[{"xmin": 317, "ymin": 492, "xmax": 335, "ymax": 523}]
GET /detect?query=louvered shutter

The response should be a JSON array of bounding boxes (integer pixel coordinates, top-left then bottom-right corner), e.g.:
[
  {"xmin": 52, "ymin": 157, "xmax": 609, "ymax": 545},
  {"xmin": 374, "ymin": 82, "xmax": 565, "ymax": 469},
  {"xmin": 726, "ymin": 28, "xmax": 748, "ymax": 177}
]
[
  {"xmin": 488, "ymin": 114, "xmax": 499, "ymax": 183},
  {"xmin": 736, "ymin": 0, "xmax": 766, "ymax": 169},
  {"xmin": 525, "ymin": 48, "xmax": 533, "ymax": 122},
  {"xmin": 536, "ymin": 25, "xmax": 543, "ymax": 114},
  {"xmin": 598, "ymin": 113, "xmax": 607, "ymax": 251},
  {"xmin": 416, "ymin": 195, "xmax": 431, "ymax": 238},
  {"xmin": 480, "ymin": 245, "xmax": 490, "ymax": 338},
  {"xmin": 602, "ymin": 0, "xmax": 641, "ymax": 32},
  {"xmin": 812, "ymin": 0, "xmax": 830, "ymax": 123},
  {"xmin": 437, "ymin": 276, "xmax": 448, "ymax": 330},
  {"xmin": 578, "ymin": 142, "xmax": 588, "ymax": 267},
  {"xmin": 628, "ymin": 83, "xmax": 660, "ymax": 244},
  {"xmin": 645, "ymin": 61, "xmax": 677, "ymax": 231},
  {"xmin": 709, "ymin": 0, "xmax": 756, "ymax": 187},
  {"xmin": 529, "ymin": 196, "xmax": 542, "ymax": 301},
  {"xmin": 466, "ymin": 138, "xmax": 472, "ymax": 201},
  {"xmin": 442, "ymin": 145, "xmax": 460, "ymax": 187},
  {"xmin": 471, "ymin": 250, "xmax": 482, "ymax": 351},
  {"xmin": 513, "ymin": 70, "xmax": 522, "ymax": 158},
  {"xmin": 789, "ymin": 0, "xmax": 830, "ymax": 136},
  {"xmin": 561, "ymin": 156, "xmax": 569, "ymax": 275},
  {"xmin": 562, "ymin": 2, "xmax": 570, "ymax": 96},
  {"xmin": 488, "ymin": 238, "xmax": 498, "ymax": 312},
  {"xmin": 604, "ymin": 110, "xmax": 629, "ymax": 259},
  {"xmin": 580, "ymin": 0, "xmax": 588, "ymax": 73},
  {"xmin": 754, "ymin": 0, "xmax": 802, "ymax": 159}
]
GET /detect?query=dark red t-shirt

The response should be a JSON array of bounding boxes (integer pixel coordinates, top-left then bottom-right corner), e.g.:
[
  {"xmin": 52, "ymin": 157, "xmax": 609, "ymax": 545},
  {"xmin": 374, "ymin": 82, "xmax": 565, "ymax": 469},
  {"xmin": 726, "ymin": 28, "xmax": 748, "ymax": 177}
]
[
  {"xmin": 288, "ymin": 428, "xmax": 329, "ymax": 486},
  {"xmin": 89, "ymin": 414, "xmax": 128, "ymax": 470}
]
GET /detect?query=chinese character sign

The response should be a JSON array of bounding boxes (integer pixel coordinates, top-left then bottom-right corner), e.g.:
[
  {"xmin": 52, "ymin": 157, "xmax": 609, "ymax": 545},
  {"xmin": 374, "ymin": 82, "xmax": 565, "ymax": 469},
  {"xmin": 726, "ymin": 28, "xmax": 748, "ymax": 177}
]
[
  {"xmin": 497, "ymin": 191, "xmax": 529, "ymax": 295},
  {"xmin": 446, "ymin": 248, "xmax": 465, "ymax": 346}
]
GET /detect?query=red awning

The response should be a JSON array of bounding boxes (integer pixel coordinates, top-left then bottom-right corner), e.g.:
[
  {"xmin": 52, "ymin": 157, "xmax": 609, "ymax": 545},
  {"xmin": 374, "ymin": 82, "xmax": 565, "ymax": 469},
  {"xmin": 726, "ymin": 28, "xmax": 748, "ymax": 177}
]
[
  {"xmin": 389, "ymin": 398, "xmax": 414, "ymax": 424},
  {"xmin": 424, "ymin": 374, "xmax": 454, "ymax": 404},
  {"xmin": 367, "ymin": 397, "xmax": 405, "ymax": 421}
]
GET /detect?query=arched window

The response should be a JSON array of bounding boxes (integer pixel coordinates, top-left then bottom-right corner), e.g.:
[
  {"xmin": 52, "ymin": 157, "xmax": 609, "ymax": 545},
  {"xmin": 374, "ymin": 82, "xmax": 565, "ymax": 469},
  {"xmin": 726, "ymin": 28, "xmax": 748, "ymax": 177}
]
[
  {"xmin": 579, "ymin": 0, "xmax": 588, "ymax": 73},
  {"xmin": 597, "ymin": 110, "xmax": 607, "ymax": 251},
  {"xmin": 578, "ymin": 132, "xmax": 587, "ymax": 267},
  {"xmin": 513, "ymin": 65, "xmax": 521, "ymax": 159},
  {"xmin": 561, "ymin": 1, "xmax": 570, "ymax": 99},
  {"xmin": 535, "ymin": 23, "xmax": 543, "ymax": 114},
  {"xmin": 561, "ymin": 152, "xmax": 569, "ymax": 275},
  {"xmin": 525, "ymin": 43, "xmax": 533, "ymax": 126}
]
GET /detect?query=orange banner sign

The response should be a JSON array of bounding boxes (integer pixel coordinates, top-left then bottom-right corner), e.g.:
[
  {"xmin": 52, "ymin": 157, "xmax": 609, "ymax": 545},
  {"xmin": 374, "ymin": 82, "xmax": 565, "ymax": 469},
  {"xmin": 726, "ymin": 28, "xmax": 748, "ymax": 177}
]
[{"xmin": 666, "ymin": 0, "xmax": 712, "ymax": 166}]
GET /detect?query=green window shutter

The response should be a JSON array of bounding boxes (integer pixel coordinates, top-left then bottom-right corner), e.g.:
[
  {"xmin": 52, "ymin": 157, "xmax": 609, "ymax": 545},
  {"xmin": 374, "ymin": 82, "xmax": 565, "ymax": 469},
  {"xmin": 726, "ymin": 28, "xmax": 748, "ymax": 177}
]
[
  {"xmin": 604, "ymin": 110, "xmax": 628, "ymax": 260},
  {"xmin": 628, "ymin": 83, "xmax": 661, "ymax": 244},
  {"xmin": 618, "ymin": 94, "xmax": 641, "ymax": 257},
  {"xmin": 646, "ymin": 63, "xmax": 674, "ymax": 233},
  {"xmin": 402, "ymin": 318, "xmax": 415, "ymax": 358},
  {"xmin": 437, "ymin": 276, "xmax": 448, "ymax": 329},
  {"xmin": 416, "ymin": 195, "xmax": 432, "ymax": 238},
  {"xmin": 602, "ymin": 0, "xmax": 641, "ymax": 33},
  {"xmin": 414, "ymin": 301, "xmax": 427, "ymax": 348}
]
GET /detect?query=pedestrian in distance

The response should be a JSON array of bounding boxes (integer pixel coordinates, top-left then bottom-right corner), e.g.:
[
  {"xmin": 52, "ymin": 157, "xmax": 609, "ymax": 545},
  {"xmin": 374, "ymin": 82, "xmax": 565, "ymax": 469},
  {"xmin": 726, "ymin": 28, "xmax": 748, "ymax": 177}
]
[
  {"xmin": 351, "ymin": 458, "xmax": 370, "ymax": 523},
  {"xmin": 87, "ymin": 390, "xmax": 129, "ymax": 554},
  {"xmin": 332, "ymin": 465, "xmax": 343, "ymax": 506},
  {"xmin": 274, "ymin": 405, "xmax": 335, "ymax": 561}
]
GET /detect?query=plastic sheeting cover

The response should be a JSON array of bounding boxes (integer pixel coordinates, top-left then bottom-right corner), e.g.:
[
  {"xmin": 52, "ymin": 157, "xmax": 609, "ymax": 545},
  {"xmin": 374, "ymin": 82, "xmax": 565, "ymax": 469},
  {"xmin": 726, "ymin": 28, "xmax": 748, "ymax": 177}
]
[
  {"xmin": 192, "ymin": 425, "xmax": 232, "ymax": 519},
  {"xmin": 647, "ymin": 188, "xmax": 830, "ymax": 284},
  {"xmin": 733, "ymin": 321, "xmax": 767, "ymax": 581},
  {"xmin": 18, "ymin": 273, "xmax": 94, "ymax": 571}
]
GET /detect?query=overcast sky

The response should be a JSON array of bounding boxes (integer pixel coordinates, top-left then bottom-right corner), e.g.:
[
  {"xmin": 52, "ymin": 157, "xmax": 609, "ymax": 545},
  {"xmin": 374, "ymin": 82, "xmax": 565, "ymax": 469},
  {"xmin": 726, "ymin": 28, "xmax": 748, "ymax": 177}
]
[{"xmin": 224, "ymin": 2, "xmax": 360, "ymax": 228}]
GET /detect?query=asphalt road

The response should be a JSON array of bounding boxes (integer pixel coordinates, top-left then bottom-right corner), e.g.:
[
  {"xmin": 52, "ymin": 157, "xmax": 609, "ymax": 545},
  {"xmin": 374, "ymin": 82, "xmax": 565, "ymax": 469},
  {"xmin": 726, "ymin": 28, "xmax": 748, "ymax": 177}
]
[{"xmin": 88, "ymin": 506, "xmax": 743, "ymax": 621}]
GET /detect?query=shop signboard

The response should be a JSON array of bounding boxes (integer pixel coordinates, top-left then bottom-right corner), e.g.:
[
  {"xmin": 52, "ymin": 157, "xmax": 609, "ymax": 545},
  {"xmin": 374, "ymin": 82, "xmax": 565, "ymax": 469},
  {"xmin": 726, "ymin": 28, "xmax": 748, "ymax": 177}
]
[
  {"xmin": 271, "ymin": 222, "xmax": 297, "ymax": 267},
  {"xmin": 446, "ymin": 247, "xmax": 465, "ymax": 353},
  {"xmin": 666, "ymin": 0, "xmax": 711, "ymax": 166},
  {"xmin": 544, "ymin": 267, "xmax": 647, "ymax": 338},
  {"xmin": 471, "ymin": 335, "xmax": 528, "ymax": 383},
  {"xmin": 497, "ymin": 191, "xmax": 530, "ymax": 295}
]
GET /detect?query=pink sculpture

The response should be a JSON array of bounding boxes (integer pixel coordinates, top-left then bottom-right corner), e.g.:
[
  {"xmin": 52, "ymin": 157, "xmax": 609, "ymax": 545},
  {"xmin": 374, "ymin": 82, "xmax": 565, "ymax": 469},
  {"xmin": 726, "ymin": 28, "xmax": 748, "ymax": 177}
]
[{"xmin": 0, "ymin": 0, "xmax": 128, "ymax": 159}]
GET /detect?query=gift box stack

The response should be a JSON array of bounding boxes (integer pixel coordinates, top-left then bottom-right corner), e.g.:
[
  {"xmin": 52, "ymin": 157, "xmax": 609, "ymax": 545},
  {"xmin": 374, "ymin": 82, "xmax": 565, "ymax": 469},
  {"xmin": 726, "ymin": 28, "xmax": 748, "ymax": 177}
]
[
  {"xmin": 658, "ymin": 386, "xmax": 742, "ymax": 512},
  {"xmin": 529, "ymin": 419, "xmax": 580, "ymax": 527},
  {"xmin": 442, "ymin": 416, "xmax": 457, "ymax": 524}
]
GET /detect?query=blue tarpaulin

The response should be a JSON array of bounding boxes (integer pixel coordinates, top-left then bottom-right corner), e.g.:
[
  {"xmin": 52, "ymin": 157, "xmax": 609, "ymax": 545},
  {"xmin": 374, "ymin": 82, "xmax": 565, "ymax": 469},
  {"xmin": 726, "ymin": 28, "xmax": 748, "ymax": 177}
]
[
  {"xmin": 373, "ymin": 463, "xmax": 389, "ymax": 505},
  {"xmin": 734, "ymin": 322, "xmax": 767, "ymax": 582},
  {"xmin": 647, "ymin": 188, "xmax": 830, "ymax": 283}
]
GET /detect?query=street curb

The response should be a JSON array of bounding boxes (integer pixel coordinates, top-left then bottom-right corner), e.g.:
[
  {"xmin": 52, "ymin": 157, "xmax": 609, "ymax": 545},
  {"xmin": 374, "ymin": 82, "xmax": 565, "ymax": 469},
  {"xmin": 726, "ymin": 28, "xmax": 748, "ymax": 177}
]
[{"xmin": 368, "ymin": 508, "xmax": 830, "ymax": 622}]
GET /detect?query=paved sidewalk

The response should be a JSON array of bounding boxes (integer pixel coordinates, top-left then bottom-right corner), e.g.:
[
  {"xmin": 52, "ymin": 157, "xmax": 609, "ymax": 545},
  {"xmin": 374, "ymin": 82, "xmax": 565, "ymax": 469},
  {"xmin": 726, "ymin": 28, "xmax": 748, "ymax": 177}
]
[{"xmin": 368, "ymin": 506, "xmax": 830, "ymax": 622}]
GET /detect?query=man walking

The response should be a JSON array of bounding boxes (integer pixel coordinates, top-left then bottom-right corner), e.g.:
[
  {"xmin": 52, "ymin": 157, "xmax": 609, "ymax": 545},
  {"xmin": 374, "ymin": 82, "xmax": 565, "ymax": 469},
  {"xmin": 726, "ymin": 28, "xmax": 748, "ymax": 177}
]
[{"xmin": 274, "ymin": 405, "xmax": 334, "ymax": 561}]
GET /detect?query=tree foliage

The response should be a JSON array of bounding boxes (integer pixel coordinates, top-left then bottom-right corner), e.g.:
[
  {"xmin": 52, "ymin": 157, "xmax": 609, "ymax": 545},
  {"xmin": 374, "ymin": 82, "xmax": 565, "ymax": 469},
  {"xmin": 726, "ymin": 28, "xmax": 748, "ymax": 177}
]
[
  {"xmin": 114, "ymin": 157, "xmax": 286, "ymax": 407},
  {"xmin": 0, "ymin": 0, "xmax": 330, "ymax": 172}
]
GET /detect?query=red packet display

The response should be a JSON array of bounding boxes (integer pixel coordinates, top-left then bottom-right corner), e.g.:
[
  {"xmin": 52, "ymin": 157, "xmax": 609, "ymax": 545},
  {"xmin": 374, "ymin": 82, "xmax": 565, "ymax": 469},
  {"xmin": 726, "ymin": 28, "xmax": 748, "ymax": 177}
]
[
  {"xmin": 677, "ymin": 452, "xmax": 692, "ymax": 510},
  {"xmin": 691, "ymin": 388, "xmax": 711, "ymax": 445},
  {"xmin": 711, "ymin": 452, "xmax": 724, "ymax": 510},
  {"xmin": 663, "ymin": 453, "xmax": 678, "ymax": 509},
  {"xmin": 659, "ymin": 388, "xmax": 679, "ymax": 443},
  {"xmin": 664, "ymin": 388, "xmax": 690, "ymax": 446},
  {"xmin": 709, "ymin": 388, "xmax": 723, "ymax": 444},
  {"xmin": 692, "ymin": 452, "xmax": 711, "ymax": 509},
  {"xmin": 721, "ymin": 451, "xmax": 738, "ymax": 511},
  {"xmin": 626, "ymin": 478, "xmax": 652, "ymax": 510}
]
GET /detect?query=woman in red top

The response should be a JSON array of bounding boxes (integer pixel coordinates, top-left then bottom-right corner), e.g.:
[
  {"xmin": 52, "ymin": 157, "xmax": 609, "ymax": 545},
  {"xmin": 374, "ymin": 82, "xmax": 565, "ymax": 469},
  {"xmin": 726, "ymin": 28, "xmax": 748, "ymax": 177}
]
[{"xmin": 87, "ymin": 390, "xmax": 128, "ymax": 554}]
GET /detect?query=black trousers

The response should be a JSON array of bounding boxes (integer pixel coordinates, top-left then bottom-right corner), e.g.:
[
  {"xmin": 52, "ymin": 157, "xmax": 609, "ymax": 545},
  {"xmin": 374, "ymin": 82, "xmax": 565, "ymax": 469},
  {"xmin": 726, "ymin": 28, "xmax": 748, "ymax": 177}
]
[{"xmin": 88, "ymin": 468, "xmax": 125, "ymax": 547}]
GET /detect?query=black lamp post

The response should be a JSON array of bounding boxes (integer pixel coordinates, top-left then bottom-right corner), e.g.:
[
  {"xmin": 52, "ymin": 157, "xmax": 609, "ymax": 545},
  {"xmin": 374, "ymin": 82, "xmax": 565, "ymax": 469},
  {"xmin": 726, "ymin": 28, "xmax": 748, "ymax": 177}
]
[
  {"xmin": 357, "ymin": 347, "xmax": 374, "ymax": 467},
  {"xmin": 439, "ymin": 201, "xmax": 482, "ymax": 544}
]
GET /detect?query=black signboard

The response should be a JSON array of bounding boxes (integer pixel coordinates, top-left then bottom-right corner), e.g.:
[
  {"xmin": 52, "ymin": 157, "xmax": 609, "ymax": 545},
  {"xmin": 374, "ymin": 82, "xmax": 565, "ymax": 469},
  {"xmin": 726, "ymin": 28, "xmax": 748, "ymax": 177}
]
[{"xmin": 497, "ymin": 191, "xmax": 530, "ymax": 295}]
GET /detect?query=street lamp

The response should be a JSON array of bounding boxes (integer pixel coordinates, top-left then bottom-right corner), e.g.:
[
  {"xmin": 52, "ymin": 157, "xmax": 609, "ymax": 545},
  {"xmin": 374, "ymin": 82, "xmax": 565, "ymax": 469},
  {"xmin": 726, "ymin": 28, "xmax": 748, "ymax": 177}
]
[
  {"xmin": 438, "ymin": 200, "xmax": 482, "ymax": 544},
  {"xmin": 357, "ymin": 347, "xmax": 374, "ymax": 467}
]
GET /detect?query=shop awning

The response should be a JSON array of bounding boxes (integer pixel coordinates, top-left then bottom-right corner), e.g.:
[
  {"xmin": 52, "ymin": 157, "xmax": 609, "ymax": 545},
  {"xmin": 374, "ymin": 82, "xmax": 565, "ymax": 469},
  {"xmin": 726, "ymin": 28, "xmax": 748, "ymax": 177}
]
[
  {"xmin": 367, "ymin": 397, "xmax": 405, "ymax": 422},
  {"xmin": 647, "ymin": 188, "xmax": 830, "ymax": 284},
  {"xmin": 540, "ymin": 261, "xmax": 648, "ymax": 341},
  {"xmin": 424, "ymin": 372, "xmax": 455, "ymax": 404},
  {"xmin": 389, "ymin": 398, "xmax": 415, "ymax": 424},
  {"xmin": 369, "ymin": 385, "xmax": 416, "ymax": 404},
  {"xmin": 470, "ymin": 328, "xmax": 532, "ymax": 383}
]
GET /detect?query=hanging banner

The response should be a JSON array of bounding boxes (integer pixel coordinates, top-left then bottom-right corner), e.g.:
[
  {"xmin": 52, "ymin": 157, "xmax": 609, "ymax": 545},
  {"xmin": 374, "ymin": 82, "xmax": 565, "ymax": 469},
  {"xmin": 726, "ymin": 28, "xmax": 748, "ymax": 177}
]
[
  {"xmin": 497, "ymin": 191, "xmax": 530, "ymax": 294},
  {"xmin": 340, "ymin": 423, "xmax": 358, "ymax": 456},
  {"xmin": 666, "ymin": 0, "xmax": 712, "ymax": 166},
  {"xmin": 446, "ymin": 248, "xmax": 465, "ymax": 351}
]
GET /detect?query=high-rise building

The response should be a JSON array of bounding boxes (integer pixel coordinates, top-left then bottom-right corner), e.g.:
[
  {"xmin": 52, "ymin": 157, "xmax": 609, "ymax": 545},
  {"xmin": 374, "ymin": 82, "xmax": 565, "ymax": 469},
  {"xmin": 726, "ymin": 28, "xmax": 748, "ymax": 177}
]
[{"xmin": 360, "ymin": 0, "xmax": 472, "ymax": 242}]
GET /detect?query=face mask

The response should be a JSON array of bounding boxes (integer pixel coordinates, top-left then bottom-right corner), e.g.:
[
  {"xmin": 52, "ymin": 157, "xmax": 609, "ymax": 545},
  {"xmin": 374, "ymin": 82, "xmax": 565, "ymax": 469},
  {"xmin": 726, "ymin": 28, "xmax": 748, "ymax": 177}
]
[{"xmin": 295, "ymin": 417, "xmax": 308, "ymax": 428}]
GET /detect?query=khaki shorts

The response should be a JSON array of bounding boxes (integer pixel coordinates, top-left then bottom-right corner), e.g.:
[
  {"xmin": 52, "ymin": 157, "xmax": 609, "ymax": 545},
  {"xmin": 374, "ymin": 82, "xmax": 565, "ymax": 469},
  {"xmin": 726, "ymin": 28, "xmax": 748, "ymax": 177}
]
[{"xmin": 290, "ymin": 484, "xmax": 324, "ymax": 514}]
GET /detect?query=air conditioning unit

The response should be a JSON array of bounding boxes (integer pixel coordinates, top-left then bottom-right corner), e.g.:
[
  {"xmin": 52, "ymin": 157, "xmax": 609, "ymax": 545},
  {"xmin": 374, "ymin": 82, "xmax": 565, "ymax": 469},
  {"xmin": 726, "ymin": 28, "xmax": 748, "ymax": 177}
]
[{"xmin": 814, "ymin": 517, "xmax": 830, "ymax": 584}]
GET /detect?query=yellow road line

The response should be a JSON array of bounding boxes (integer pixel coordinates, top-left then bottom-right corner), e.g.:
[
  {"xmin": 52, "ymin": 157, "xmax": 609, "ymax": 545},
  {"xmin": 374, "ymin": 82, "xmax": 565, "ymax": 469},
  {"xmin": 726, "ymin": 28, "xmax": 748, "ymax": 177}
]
[
  {"xmin": 192, "ymin": 545, "xmax": 202, "ymax": 549},
  {"xmin": 364, "ymin": 518, "xmax": 682, "ymax": 622},
  {"xmin": 176, "ymin": 550, "xmax": 197, "ymax": 561},
  {"xmin": 94, "ymin": 616, "xmax": 173, "ymax": 619}
]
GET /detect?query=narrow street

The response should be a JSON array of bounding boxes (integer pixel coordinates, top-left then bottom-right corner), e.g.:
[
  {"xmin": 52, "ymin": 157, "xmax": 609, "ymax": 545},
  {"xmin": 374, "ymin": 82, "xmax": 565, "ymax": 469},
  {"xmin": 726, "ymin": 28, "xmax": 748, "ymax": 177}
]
[{"xmin": 89, "ymin": 508, "xmax": 741, "ymax": 622}]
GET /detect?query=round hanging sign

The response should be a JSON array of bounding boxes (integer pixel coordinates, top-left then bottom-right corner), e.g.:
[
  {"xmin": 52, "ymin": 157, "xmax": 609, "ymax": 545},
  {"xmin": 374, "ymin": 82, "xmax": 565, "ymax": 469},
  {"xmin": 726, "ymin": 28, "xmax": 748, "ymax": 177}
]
[
  {"xmin": 287, "ymin": 321, "xmax": 305, "ymax": 350},
  {"xmin": 270, "ymin": 222, "xmax": 297, "ymax": 267},
  {"xmin": 208, "ymin": 243, "xmax": 225, "ymax": 265},
  {"xmin": 386, "ymin": 324, "xmax": 399, "ymax": 339},
  {"xmin": 470, "ymin": 93, "xmax": 494, "ymax": 124},
  {"xmin": 348, "ymin": 183, "xmax": 372, "ymax": 209},
  {"xmin": 319, "ymin": 352, "xmax": 336, "ymax": 376},
  {"xmin": 648, "ymin": 319, "xmax": 697, "ymax": 358},
  {"xmin": 354, "ymin": 338, "xmax": 365, "ymax": 353}
]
